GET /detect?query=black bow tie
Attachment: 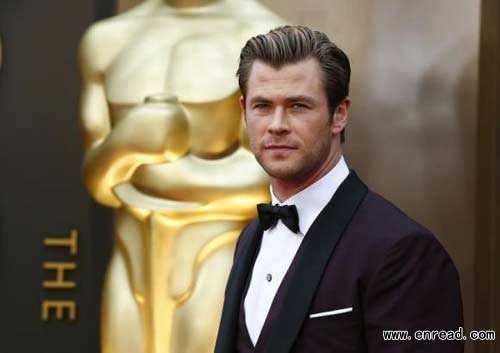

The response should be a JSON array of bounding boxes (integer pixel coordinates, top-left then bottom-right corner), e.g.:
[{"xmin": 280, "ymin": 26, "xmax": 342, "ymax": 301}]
[{"xmin": 257, "ymin": 203, "xmax": 300, "ymax": 234}]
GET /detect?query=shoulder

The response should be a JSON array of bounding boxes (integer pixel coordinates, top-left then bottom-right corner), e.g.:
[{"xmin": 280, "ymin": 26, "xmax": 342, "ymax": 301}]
[
  {"xmin": 338, "ymin": 189, "xmax": 461, "ymax": 297},
  {"xmin": 78, "ymin": 17, "xmax": 138, "ymax": 77},
  {"xmin": 231, "ymin": 1, "xmax": 286, "ymax": 39},
  {"xmin": 232, "ymin": 1, "xmax": 284, "ymax": 22},
  {"xmin": 355, "ymin": 189, "xmax": 433, "ymax": 241},
  {"xmin": 350, "ymin": 189, "xmax": 456, "ymax": 270}
]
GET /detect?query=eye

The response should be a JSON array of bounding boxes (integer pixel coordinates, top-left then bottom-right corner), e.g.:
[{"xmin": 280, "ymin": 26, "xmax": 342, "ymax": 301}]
[
  {"xmin": 252, "ymin": 103, "xmax": 271, "ymax": 111},
  {"xmin": 291, "ymin": 103, "xmax": 308, "ymax": 110}
]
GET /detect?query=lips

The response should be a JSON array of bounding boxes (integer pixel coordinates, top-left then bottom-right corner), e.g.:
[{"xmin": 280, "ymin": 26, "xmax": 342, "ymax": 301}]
[
  {"xmin": 265, "ymin": 144, "xmax": 296, "ymax": 150},
  {"xmin": 263, "ymin": 144, "xmax": 298, "ymax": 158},
  {"xmin": 264, "ymin": 140, "xmax": 298, "ymax": 148},
  {"xmin": 265, "ymin": 145, "xmax": 297, "ymax": 155}
]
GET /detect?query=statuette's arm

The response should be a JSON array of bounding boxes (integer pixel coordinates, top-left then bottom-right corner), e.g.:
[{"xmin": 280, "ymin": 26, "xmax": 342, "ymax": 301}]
[
  {"xmin": 78, "ymin": 28, "xmax": 189, "ymax": 207},
  {"xmin": 83, "ymin": 111, "xmax": 189, "ymax": 206}
]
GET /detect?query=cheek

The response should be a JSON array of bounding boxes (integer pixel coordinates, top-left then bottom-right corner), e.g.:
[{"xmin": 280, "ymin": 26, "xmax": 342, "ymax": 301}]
[
  {"xmin": 297, "ymin": 120, "xmax": 331, "ymax": 146},
  {"xmin": 245, "ymin": 118, "xmax": 264, "ymax": 138},
  {"xmin": 244, "ymin": 121, "xmax": 262, "ymax": 150},
  {"xmin": 294, "ymin": 120, "xmax": 317, "ymax": 139}
]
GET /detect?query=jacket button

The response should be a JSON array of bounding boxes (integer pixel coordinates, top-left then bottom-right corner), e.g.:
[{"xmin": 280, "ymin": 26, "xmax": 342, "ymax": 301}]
[{"xmin": 266, "ymin": 273, "xmax": 272, "ymax": 282}]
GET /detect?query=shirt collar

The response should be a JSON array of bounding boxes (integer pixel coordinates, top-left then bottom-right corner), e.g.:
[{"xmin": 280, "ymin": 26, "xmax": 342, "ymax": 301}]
[{"xmin": 270, "ymin": 156, "xmax": 350, "ymax": 235}]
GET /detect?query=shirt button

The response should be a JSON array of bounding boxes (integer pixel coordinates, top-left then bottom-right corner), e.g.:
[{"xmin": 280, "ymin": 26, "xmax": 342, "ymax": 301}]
[{"xmin": 266, "ymin": 273, "xmax": 272, "ymax": 282}]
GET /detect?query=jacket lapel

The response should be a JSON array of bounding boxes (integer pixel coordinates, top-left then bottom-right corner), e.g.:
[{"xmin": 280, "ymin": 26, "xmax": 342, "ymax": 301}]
[
  {"xmin": 264, "ymin": 170, "xmax": 368, "ymax": 353},
  {"xmin": 214, "ymin": 220, "xmax": 263, "ymax": 353}
]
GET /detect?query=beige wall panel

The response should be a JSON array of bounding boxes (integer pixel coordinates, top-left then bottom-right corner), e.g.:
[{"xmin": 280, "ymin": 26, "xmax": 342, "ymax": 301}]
[{"xmin": 117, "ymin": 0, "xmax": 479, "ymax": 350}]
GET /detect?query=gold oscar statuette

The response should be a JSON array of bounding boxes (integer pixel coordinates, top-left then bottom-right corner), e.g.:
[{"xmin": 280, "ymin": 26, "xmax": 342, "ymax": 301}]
[{"xmin": 78, "ymin": 1, "xmax": 284, "ymax": 352}]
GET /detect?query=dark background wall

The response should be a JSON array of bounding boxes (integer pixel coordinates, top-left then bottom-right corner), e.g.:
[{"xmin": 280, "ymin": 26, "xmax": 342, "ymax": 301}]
[
  {"xmin": 475, "ymin": 1, "xmax": 500, "ymax": 352},
  {"xmin": 0, "ymin": 1, "xmax": 115, "ymax": 352}
]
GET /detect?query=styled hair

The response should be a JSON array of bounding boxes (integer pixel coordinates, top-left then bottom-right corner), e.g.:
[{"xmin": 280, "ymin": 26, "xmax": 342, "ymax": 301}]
[{"xmin": 237, "ymin": 25, "xmax": 351, "ymax": 141}]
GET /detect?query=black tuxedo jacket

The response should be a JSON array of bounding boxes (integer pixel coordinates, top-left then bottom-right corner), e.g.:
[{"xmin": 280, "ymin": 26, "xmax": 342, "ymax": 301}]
[{"xmin": 215, "ymin": 171, "xmax": 464, "ymax": 353}]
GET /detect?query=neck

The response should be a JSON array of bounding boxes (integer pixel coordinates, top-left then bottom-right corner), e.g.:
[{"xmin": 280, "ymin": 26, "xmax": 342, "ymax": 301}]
[{"xmin": 271, "ymin": 149, "xmax": 343, "ymax": 203}]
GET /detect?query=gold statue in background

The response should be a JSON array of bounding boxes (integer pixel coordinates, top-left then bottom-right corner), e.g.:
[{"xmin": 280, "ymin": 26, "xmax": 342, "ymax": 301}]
[{"xmin": 78, "ymin": 1, "xmax": 283, "ymax": 352}]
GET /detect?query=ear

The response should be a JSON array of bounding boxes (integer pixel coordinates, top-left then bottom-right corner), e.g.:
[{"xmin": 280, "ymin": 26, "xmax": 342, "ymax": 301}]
[
  {"xmin": 331, "ymin": 97, "xmax": 351, "ymax": 135},
  {"xmin": 239, "ymin": 95, "xmax": 247, "ymax": 127}
]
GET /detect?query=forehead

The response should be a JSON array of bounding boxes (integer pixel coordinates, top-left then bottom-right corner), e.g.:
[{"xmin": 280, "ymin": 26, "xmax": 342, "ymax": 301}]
[{"xmin": 246, "ymin": 57, "xmax": 325, "ymax": 98}]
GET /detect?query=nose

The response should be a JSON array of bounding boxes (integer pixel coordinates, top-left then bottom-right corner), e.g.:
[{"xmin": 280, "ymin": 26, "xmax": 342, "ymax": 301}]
[{"xmin": 267, "ymin": 107, "xmax": 291, "ymax": 135}]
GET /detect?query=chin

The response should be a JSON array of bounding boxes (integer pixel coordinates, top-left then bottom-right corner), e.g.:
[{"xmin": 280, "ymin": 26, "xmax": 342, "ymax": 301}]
[
  {"xmin": 257, "ymin": 154, "xmax": 307, "ymax": 178},
  {"xmin": 262, "ymin": 164, "xmax": 302, "ymax": 181}
]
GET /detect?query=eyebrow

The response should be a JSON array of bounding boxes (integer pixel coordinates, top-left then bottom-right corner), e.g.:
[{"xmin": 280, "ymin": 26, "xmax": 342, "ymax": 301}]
[
  {"xmin": 248, "ymin": 96, "xmax": 272, "ymax": 105},
  {"xmin": 284, "ymin": 95, "xmax": 316, "ymax": 105},
  {"xmin": 247, "ymin": 95, "xmax": 316, "ymax": 105}
]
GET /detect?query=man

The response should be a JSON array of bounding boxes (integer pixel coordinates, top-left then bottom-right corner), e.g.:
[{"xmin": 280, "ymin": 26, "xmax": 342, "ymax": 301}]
[{"xmin": 215, "ymin": 25, "xmax": 463, "ymax": 353}]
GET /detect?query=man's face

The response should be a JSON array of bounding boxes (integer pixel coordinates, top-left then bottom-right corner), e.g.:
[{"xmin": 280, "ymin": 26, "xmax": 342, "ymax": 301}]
[{"xmin": 242, "ymin": 57, "xmax": 343, "ymax": 183}]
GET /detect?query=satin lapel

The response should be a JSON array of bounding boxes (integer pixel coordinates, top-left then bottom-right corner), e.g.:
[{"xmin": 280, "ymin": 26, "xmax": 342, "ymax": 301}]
[
  {"xmin": 264, "ymin": 171, "xmax": 368, "ymax": 353},
  {"xmin": 214, "ymin": 219, "xmax": 263, "ymax": 353}
]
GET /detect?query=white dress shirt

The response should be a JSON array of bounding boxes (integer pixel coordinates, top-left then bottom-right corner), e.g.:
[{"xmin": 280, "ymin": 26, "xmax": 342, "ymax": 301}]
[{"xmin": 244, "ymin": 156, "xmax": 350, "ymax": 345}]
